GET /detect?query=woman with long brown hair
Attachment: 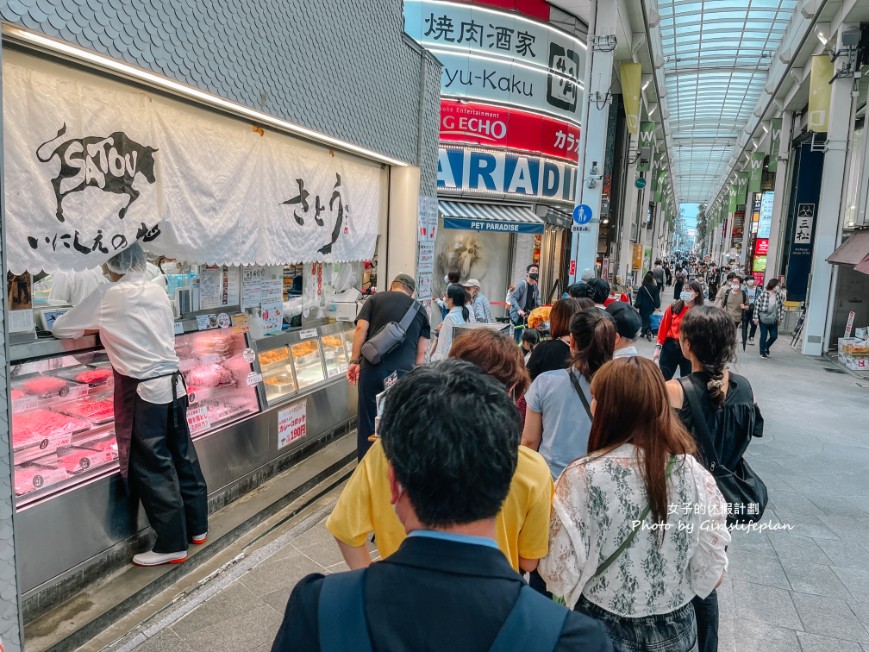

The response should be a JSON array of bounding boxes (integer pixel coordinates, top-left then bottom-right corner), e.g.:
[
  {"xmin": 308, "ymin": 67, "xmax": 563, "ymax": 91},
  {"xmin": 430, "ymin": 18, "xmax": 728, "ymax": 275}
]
[
  {"xmin": 521, "ymin": 308, "xmax": 615, "ymax": 479},
  {"xmin": 526, "ymin": 297, "xmax": 593, "ymax": 380},
  {"xmin": 539, "ymin": 357, "xmax": 729, "ymax": 652}
]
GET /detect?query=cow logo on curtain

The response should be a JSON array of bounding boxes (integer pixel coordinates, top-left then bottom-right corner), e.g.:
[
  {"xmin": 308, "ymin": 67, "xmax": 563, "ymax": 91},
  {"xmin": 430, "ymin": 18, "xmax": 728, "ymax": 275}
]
[{"xmin": 35, "ymin": 124, "xmax": 158, "ymax": 222}]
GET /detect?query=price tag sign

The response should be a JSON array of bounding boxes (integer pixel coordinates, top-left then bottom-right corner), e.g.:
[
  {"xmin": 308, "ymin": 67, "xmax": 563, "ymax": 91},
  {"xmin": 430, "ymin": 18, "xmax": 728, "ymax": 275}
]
[
  {"xmin": 242, "ymin": 348, "xmax": 256, "ymax": 363},
  {"xmin": 299, "ymin": 328, "xmax": 318, "ymax": 340},
  {"xmin": 67, "ymin": 384, "xmax": 89, "ymax": 399},
  {"xmin": 246, "ymin": 372, "xmax": 263, "ymax": 386},
  {"xmin": 277, "ymin": 401, "xmax": 307, "ymax": 449},
  {"xmin": 196, "ymin": 314, "xmax": 219, "ymax": 331},
  {"xmin": 218, "ymin": 313, "xmax": 231, "ymax": 329},
  {"xmin": 13, "ymin": 396, "xmax": 39, "ymax": 411},
  {"xmin": 174, "ymin": 321, "xmax": 185, "ymax": 335},
  {"xmin": 186, "ymin": 406, "xmax": 211, "ymax": 435}
]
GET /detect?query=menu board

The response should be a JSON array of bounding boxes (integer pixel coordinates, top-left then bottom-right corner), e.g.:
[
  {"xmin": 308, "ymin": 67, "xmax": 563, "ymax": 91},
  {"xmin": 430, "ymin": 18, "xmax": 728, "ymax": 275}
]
[
  {"xmin": 199, "ymin": 267, "xmax": 223, "ymax": 310},
  {"xmin": 242, "ymin": 267, "xmax": 264, "ymax": 309}
]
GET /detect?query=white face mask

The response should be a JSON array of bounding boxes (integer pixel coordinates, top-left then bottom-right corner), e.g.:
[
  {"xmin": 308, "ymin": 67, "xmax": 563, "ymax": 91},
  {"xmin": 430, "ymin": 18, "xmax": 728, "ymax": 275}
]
[
  {"xmin": 680, "ymin": 291, "xmax": 694, "ymax": 302},
  {"xmin": 731, "ymin": 283, "xmax": 740, "ymax": 290}
]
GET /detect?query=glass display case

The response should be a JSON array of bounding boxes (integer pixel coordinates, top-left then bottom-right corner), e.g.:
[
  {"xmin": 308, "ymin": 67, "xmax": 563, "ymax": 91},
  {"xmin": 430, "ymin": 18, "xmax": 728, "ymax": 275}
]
[
  {"xmin": 290, "ymin": 339, "xmax": 326, "ymax": 389},
  {"xmin": 177, "ymin": 330, "xmax": 260, "ymax": 437},
  {"xmin": 9, "ymin": 329, "xmax": 260, "ymax": 507},
  {"xmin": 320, "ymin": 333, "xmax": 350, "ymax": 378},
  {"xmin": 258, "ymin": 344, "xmax": 298, "ymax": 405}
]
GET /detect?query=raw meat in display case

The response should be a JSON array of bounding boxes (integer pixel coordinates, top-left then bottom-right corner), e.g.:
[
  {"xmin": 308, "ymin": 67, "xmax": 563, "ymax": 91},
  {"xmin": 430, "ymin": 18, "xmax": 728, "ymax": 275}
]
[
  {"xmin": 21, "ymin": 375, "xmax": 69, "ymax": 397},
  {"xmin": 58, "ymin": 445, "xmax": 118, "ymax": 473},
  {"xmin": 12, "ymin": 409, "xmax": 91, "ymax": 451},
  {"xmin": 14, "ymin": 462, "xmax": 68, "ymax": 496},
  {"xmin": 75, "ymin": 368, "xmax": 113, "ymax": 385},
  {"xmin": 59, "ymin": 397, "xmax": 115, "ymax": 424},
  {"xmin": 184, "ymin": 363, "xmax": 234, "ymax": 388}
]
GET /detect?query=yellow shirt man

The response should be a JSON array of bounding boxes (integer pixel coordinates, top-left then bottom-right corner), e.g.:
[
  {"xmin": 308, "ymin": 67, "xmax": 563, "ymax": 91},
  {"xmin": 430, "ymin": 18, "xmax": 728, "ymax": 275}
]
[{"xmin": 326, "ymin": 439, "xmax": 553, "ymax": 571}]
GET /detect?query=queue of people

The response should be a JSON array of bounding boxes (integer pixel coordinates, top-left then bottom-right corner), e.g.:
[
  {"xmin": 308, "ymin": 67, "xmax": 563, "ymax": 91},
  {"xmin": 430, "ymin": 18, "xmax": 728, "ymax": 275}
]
[{"xmin": 319, "ymin": 270, "xmax": 768, "ymax": 652}]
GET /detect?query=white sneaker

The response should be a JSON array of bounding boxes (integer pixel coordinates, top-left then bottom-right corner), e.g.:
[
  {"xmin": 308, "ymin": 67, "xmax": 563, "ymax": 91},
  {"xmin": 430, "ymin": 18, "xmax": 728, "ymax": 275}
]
[
  {"xmin": 132, "ymin": 550, "xmax": 188, "ymax": 567},
  {"xmin": 191, "ymin": 532, "xmax": 207, "ymax": 545}
]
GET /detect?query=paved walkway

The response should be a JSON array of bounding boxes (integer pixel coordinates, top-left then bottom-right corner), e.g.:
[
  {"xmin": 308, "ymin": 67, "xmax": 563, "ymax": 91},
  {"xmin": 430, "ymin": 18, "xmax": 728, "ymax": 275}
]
[{"xmin": 96, "ymin": 316, "xmax": 869, "ymax": 652}]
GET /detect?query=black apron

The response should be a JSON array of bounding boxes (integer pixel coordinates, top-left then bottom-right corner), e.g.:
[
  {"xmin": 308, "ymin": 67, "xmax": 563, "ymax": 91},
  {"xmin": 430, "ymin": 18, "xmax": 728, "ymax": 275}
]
[{"xmin": 112, "ymin": 368, "xmax": 181, "ymax": 479}]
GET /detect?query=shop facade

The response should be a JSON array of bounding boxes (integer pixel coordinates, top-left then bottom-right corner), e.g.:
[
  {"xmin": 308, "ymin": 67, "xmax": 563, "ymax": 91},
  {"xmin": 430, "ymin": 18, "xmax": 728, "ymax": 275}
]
[
  {"xmin": 404, "ymin": 0, "xmax": 586, "ymax": 311},
  {"xmin": 0, "ymin": 2, "xmax": 440, "ymax": 646}
]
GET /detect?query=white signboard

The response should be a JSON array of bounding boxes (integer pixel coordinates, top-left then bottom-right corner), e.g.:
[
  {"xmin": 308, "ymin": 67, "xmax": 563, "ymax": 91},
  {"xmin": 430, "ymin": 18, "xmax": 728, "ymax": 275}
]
[
  {"xmin": 277, "ymin": 401, "xmax": 307, "ymax": 449},
  {"xmin": 431, "ymin": 50, "xmax": 582, "ymax": 125},
  {"xmin": 794, "ymin": 203, "xmax": 815, "ymax": 245},
  {"xmin": 3, "ymin": 51, "xmax": 382, "ymax": 274}
]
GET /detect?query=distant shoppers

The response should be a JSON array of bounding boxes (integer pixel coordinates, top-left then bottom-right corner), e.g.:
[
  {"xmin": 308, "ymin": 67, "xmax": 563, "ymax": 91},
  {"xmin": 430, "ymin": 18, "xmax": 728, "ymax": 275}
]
[
  {"xmin": 326, "ymin": 333, "xmax": 553, "ymax": 577},
  {"xmin": 347, "ymin": 274, "xmax": 430, "ymax": 460},
  {"xmin": 526, "ymin": 298, "xmax": 587, "ymax": 380},
  {"xmin": 667, "ymin": 306, "xmax": 764, "ymax": 652},
  {"xmin": 715, "ymin": 273, "xmax": 747, "ymax": 328},
  {"xmin": 430, "ymin": 284, "xmax": 470, "ymax": 361},
  {"xmin": 508, "ymin": 264, "xmax": 541, "ymax": 342},
  {"xmin": 652, "ymin": 259, "xmax": 665, "ymax": 291},
  {"xmin": 707, "ymin": 265, "xmax": 721, "ymax": 301},
  {"xmin": 664, "ymin": 261, "xmax": 673, "ymax": 286},
  {"xmin": 742, "ymin": 276, "xmax": 762, "ymax": 345},
  {"xmin": 521, "ymin": 328, "xmax": 540, "ymax": 364},
  {"xmin": 606, "ymin": 302, "xmax": 642, "ymax": 358},
  {"xmin": 587, "ymin": 278, "xmax": 611, "ymax": 309},
  {"xmin": 276, "ymin": 360, "xmax": 611, "ymax": 650},
  {"xmin": 634, "ymin": 272, "xmax": 661, "ymax": 340},
  {"xmin": 673, "ymin": 265, "xmax": 687, "ymax": 299},
  {"xmin": 753, "ymin": 278, "xmax": 784, "ymax": 359},
  {"xmin": 462, "ymin": 278, "xmax": 494, "ymax": 323},
  {"xmin": 655, "ymin": 280, "xmax": 705, "ymax": 380},
  {"xmin": 522, "ymin": 308, "xmax": 616, "ymax": 478},
  {"xmin": 540, "ymin": 357, "xmax": 729, "ymax": 652},
  {"xmin": 435, "ymin": 269, "xmax": 461, "ymax": 319}
]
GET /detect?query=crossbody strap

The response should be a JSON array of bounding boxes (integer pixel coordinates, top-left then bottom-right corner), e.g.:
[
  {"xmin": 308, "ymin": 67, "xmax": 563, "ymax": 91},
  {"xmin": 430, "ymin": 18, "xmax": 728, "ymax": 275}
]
[
  {"xmin": 489, "ymin": 585, "xmax": 567, "ymax": 652},
  {"xmin": 593, "ymin": 456, "xmax": 677, "ymax": 578},
  {"xmin": 567, "ymin": 369, "xmax": 593, "ymax": 419},
  {"xmin": 318, "ymin": 570, "xmax": 373, "ymax": 652},
  {"xmin": 397, "ymin": 299, "xmax": 422, "ymax": 331},
  {"xmin": 678, "ymin": 377, "xmax": 721, "ymax": 470}
]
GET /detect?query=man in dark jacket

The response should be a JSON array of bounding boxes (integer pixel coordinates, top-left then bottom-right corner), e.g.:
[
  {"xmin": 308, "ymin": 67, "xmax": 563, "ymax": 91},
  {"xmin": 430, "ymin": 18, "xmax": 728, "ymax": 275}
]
[
  {"xmin": 273, "ymin": 361, "xmax": 611, "ymax": 652},
  {"xmin": 508, "ymin": 264, "xmax": 541, "ymax": 341},
  {"xmin": 346, "ymin": 274, "xmax": 430, "ymax": 459}
]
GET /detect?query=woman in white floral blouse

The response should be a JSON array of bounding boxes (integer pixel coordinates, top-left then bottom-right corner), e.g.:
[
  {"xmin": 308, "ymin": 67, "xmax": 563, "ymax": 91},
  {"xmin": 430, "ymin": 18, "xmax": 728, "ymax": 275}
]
[{"xmin": 539, "ymin": 357, "xmax": 730, "ymax": 652}]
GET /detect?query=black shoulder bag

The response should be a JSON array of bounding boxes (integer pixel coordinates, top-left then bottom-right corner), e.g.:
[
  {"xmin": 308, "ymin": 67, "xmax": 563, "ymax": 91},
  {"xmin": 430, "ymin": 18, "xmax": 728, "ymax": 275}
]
[
  {"xmin": 679, "ymin": 377, "xmax": 768, "ymax": 525},
  {"xmin": 567, "ymin": 369, "xmax": 593, "ymax": 419},
  {"xmin": 360, "ymin": 300, "xmax": 422, "ymax": 366}
]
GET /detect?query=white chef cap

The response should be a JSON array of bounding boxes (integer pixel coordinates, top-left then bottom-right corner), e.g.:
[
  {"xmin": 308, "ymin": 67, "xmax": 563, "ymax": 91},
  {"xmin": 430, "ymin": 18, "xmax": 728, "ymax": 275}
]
[{"xmin": 105, "ymin": 242, "xmax": 147, "ymax": 275}]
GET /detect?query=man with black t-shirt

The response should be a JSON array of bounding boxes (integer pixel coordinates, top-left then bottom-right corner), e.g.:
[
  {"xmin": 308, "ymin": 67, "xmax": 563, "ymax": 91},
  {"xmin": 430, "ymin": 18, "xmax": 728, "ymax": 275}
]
[{"xmin": 347, "ymin": 274, "xmax": 430, "ymax": 460}]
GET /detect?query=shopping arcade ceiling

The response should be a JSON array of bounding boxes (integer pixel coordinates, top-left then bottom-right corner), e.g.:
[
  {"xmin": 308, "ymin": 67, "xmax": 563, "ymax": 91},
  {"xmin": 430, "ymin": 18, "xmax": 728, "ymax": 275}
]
[{"xmin": 658, "ymin": 0, "xmax": 799, "ymax": 204}]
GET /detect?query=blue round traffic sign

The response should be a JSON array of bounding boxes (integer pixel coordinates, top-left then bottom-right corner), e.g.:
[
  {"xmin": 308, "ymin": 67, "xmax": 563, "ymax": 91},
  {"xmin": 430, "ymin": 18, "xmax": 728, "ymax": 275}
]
[{"xmin": 573, "ymin": 204, "xmax": 593, "ymax": 225}]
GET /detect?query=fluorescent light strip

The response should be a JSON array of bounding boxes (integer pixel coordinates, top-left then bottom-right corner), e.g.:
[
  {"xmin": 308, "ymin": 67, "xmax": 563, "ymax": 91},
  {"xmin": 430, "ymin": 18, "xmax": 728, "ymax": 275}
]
[
  {"xmin": 406, "ymin": 0, "xmax": 587, "ymax": 50},
  {"xmin": 3, "ymin": 24, "xmax": 408, "ymax": 167}
]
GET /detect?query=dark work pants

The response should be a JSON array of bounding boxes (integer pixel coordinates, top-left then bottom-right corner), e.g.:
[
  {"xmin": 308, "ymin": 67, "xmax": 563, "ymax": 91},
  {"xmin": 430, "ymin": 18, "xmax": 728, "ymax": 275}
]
[
  {"xmin": 759, "ymin": 322, "xmax": 779, "ymax": 355},
  {"xmin": 640, "ymin": 308, "xmax": 653, "ymax": 337},
  {"xmin": 692, "ymin": 590, "xmax": 719, "ymax": 652},
  {"xmin": 357, "ymin": 365, "xmax": 406, "ymax": 460},
  {"xmin": 659, "ymin": 338, "xmax": 691, "ymax": 380},
  {"xmin": 129, "ymin": 396, "xmax": 208, "ymax": 553},
  {"xmin": 741, "ymin": 305, "xmax": 757, "ymax": 342}
]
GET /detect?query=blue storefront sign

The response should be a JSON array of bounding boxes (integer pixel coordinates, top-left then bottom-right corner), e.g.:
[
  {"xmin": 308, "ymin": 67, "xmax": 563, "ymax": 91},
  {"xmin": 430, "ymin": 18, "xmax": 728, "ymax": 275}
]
[
  {"xmin": 442, "ymin": 218, "xmax": 544, "ymax": 234},
  {"xmin": 437, "ymin": 147, "xmax": 577, "ymax": 205}
]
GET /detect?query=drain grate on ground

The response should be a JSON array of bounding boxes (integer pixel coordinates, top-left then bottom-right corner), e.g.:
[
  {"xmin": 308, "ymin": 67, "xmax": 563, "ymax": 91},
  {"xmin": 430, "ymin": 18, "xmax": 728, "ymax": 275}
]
[{"xmin": 823, "ymin": 367, "xmax": 846, "ymax": 374}]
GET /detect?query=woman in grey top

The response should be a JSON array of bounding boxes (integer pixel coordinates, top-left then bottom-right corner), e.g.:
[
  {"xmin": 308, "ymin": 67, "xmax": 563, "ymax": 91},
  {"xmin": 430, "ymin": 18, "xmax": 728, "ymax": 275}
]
[{"xmin": 521, "ymin": 308, "xmax": 616, "ymax": 478}]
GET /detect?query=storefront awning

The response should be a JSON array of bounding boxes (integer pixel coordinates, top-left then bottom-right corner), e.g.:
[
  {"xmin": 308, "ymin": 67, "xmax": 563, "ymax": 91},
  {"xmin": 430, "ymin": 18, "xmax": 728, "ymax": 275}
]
[
  {"xmin": 826, "ymin": 231, "xmax": 869, "ymax": 275},
  {"xmin": 440, "ymin": 201, "xmax": 545, "ymax": 234}
]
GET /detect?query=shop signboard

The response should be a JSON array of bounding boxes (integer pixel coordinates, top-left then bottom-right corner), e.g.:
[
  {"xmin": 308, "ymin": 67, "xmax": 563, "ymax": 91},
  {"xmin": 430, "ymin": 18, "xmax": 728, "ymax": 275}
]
[
  {"xmin": 754, "ymin": 238, "xmax": 769, "ymax": 256},
  {"xmin": 749, "ymin": 152, "xmax": 765, "ymax": 193},
  {"xmin": 769, "ymin": 118, "xmax": 782, "ymax": 172},
  {"xmin": 405, "ymin": 0, "xmax": 584, "ymax": 124},
  {"xmin": 732, "ymin": 210, "xmax": 745, "ymax": 240},
  {"xmin": 437, "ymin": 147, "xmax": 576, "ymax": 205},
  {"xmin": 442, "ymin": 217, "xmax": 543, "ymax": 234},
  {"xmin": 439, "ymin": 99, "xmax": 580, "ymax": 161},
  {"xmin": 277, "ymin": 401, "xmax": 307, "ymax": 449},
  {"xmin": 3, "ymin": 52, "xmax": 383, "ymax": 275},
  {"xmin": 758, "ymin": 191, "xmax": 774, "ymax": 238}
]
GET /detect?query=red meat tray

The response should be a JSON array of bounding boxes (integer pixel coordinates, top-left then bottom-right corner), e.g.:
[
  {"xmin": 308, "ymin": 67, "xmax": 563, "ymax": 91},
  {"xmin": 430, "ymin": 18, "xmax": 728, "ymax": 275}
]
[
  {"xmin": 58, "ymin": 447, "xmax": 117, "ymax": 473},
  {"xmin": 14, "ymin": 464, "xmax": 68, "ymax": 496},
  {"xmin": 12, "ymin": 409, "xmax": 91, "ymax": 451},
  {"xmin": 75, "ymin": 368, "xmax": 113, "ymax": 386},
  {"xmin": 22, "ymin": 376, "xmax": 69, "ymax": 397},
  {"xmin": 59, "ymin": 399, "xmax": 115, "ymax": 424}
]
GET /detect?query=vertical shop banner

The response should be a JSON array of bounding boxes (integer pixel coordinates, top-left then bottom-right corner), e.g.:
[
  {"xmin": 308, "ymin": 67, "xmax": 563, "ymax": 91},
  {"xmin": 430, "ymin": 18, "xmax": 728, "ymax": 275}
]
[
  {"xmin": 728, "ymin": 178, "xmax": 739, "ymax": 213},
  {"xmin": 621, "ymin": 63, "xmax": 642, "ymax": 135},
  {"xmin": 637, "ymin": 122, "xmax": 655, "ymax": 171},
  {"xmin": 748, "ymin": 152, "xmax": 765, "ymax": 193},
  {"xmin": 768, "ymin": 118, "xmax": 782, "ymax": 172},
  {"xmin": 732, "ymin": 210, "xmax": 745, "ymax": 240},
  {"xmin": 736, "ymin": 172, "xmax": 749, "ymax": 208},
  {"xmin": 3, "ymin": 53, "xmax": 382, "ymax": 274},
  {"xmin": 808, "ymin": 55, "xmax": 834, "ymax": 133},
  {"xmin": 758, "ymin": 191, "xmax": 774, "ymax": 238}
]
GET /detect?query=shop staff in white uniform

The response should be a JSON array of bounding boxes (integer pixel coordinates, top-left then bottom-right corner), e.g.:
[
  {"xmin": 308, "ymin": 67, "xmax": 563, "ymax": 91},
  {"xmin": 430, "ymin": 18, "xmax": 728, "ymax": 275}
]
[{"xmin": 52, "ymin": 243, "xmax": 208, "ymax": 567}]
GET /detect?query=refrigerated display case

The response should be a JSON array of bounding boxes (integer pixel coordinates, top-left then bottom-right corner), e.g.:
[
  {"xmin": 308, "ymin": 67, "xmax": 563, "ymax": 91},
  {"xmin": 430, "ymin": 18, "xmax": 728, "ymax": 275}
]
[
  {"xmin": 10, "ymin": 320, "xmax": 357, "ymax": 610},
  {"xmin": 321, "ymin": 332, "xmax": 350, "ymax": 378}
]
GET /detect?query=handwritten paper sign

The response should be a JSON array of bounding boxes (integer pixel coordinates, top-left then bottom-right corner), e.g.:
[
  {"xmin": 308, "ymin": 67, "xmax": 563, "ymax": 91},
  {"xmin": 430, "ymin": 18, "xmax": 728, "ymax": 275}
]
[{"xmin": 277, "ymin": 401, "xmax": 307, "ymax": 449}]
